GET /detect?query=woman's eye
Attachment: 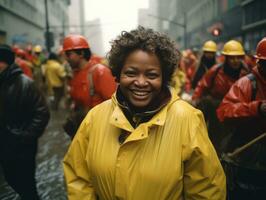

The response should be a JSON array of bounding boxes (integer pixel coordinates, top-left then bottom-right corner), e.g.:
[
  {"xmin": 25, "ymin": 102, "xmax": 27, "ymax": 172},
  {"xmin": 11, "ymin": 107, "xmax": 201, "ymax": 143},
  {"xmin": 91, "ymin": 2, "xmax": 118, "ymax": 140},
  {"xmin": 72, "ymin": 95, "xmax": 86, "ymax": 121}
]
[
  {"xmin": 147, "ymin": 73, "xmax": 159, "ymax": 79},
  {"xmin": 124, "ymin": 71, "xmax": 136, "ymax": 77}
]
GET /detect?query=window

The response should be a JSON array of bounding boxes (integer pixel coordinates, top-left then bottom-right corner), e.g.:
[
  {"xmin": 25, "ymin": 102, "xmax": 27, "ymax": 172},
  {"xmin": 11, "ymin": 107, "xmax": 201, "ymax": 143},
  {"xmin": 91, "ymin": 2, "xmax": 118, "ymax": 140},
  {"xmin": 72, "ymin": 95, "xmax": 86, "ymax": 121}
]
[{"xmin": 244, "ymin": 0, "xmax": 266, "ymax": 25}]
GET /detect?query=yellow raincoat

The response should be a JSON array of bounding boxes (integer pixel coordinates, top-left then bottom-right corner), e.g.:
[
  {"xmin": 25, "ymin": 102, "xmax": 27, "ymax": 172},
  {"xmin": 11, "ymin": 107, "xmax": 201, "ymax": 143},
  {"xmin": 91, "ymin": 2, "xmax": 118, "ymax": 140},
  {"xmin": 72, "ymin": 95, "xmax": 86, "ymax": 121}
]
[
  {"xmin": 170, "ymin": 69, "xmax": 186, "ymax": 95},
  {"xmin": 63, "ymin": 88, "xmax": 226, "ymax": 200}
]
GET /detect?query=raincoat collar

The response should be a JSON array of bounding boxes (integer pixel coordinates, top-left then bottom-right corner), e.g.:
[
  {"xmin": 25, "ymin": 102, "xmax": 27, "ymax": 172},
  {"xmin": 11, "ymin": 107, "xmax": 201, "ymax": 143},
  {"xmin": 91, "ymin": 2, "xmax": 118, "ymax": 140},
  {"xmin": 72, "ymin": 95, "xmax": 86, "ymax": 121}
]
[
  {"xmin": 110, "ymin": 87, "xmax": 180, "ymax": 132},
  {"xmin": 116, "ymin": 86, "xmax": 171, "ymax": 128}
]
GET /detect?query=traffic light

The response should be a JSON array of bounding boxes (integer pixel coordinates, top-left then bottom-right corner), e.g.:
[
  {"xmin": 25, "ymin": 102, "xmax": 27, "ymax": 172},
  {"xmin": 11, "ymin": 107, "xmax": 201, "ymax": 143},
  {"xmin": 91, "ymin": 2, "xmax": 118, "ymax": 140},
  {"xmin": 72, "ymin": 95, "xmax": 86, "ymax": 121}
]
[
  {"xmin": 45, "ymin": 31, "xmax": 54, "ymax": 49},
  {"xmin": 212, "ymin": 28, "xmax": 221, "ymax": 36}
]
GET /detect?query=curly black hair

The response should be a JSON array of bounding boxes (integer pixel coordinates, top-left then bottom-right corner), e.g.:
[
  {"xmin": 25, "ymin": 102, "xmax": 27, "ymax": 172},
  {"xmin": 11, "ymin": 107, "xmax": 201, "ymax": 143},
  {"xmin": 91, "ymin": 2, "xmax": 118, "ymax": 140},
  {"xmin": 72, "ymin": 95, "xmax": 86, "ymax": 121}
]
[{"xmin": 107, "ymin": 26, "xmax": 180, "ymax": 85}]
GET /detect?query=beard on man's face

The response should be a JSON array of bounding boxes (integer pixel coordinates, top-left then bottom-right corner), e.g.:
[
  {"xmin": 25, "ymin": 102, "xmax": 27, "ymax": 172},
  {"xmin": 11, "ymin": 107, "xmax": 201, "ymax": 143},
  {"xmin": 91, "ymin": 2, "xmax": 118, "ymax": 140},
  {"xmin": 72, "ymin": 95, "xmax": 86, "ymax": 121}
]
[{"xmin": 258, "ymin": 59, "xmax": 266, "ymax": 78}]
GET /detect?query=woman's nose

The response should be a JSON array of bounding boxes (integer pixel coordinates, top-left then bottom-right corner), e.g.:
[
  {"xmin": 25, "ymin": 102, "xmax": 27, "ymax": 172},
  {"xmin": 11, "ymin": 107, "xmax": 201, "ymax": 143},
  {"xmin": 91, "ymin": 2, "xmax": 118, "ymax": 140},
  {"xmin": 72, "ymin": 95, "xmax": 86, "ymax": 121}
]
[{"xmin": 135, "ymin": 75, "xmax": 148, "ymax": 86}]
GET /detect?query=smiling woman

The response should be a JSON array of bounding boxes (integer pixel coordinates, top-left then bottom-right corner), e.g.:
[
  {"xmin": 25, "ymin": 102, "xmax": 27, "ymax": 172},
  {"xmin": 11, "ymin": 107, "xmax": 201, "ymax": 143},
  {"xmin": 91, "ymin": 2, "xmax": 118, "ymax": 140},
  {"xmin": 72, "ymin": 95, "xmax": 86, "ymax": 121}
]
[
  {"xmin": 119, "ymin": 50, "xmax": 162, "ymax": 110},
  {"xmin": 63, "ymin": 26, "xmax": 226, "ymax": 200}
]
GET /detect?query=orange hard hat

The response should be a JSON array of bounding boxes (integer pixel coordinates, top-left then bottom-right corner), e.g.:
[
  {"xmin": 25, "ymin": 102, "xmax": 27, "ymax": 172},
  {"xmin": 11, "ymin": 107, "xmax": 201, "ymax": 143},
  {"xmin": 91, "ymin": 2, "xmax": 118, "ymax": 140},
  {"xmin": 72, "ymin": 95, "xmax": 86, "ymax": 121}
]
[
  {"xmin": 16, "ymin": 48, "xmax": 26, "ymax": 58},
  {"xmin": 254, "ymin": 37, "xmax": 266, "ymax": 60},
  {"xmin": 63, "ymin": 34, "xmax": 90, "ymax": 51}
]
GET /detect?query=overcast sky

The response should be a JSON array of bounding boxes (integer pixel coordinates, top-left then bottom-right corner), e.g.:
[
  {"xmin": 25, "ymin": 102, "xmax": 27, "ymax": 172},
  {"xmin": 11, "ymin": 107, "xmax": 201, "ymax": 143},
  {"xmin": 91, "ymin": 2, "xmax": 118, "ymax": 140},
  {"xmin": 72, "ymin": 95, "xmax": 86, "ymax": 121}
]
[{"xmin": 84, "ymin": 0, "xmax": 149, "ymax": 53}]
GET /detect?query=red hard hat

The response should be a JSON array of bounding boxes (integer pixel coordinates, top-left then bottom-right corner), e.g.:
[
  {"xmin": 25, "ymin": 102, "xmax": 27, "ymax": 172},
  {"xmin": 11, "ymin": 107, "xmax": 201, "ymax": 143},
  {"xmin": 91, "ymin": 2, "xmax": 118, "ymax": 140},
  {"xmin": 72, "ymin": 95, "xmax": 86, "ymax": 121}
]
[
  {"xmin": 16, "ymin": 48, "xmax": 26, "ymax": 58},
  {"xmin": 254, "ymin": 37, "xmax": 266, "ymax": 60},
  {"xmin": 63, "ymin": 34, "xmax": 90, "ymax": 51},
  {"xmin": 12, "ymin": 45, "xmax": 19, "ymax": 54}
]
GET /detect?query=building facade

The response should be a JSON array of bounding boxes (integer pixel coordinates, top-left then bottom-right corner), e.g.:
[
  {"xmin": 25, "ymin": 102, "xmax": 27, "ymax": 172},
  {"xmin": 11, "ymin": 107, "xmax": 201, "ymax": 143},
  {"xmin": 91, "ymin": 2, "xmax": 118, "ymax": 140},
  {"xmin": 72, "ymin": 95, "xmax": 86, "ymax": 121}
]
[
  {"xmin": 141, "ymin": 0, "xmax": 265, "ymax": 52},
  {"xmin": 0, "ymin": 0, "xmax": 70, "ymax": 51},
  {"xmin": 242, "ymin": 0, "xmax": 266, "ymax": 52}
]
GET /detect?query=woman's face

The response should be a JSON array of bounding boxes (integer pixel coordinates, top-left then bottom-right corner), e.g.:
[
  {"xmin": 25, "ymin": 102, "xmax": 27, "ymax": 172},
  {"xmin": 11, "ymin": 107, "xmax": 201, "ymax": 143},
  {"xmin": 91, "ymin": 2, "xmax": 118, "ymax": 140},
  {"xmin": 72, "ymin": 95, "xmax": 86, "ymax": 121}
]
[{"xmin": 119, "ymin": 50, "xmax": 162, "ymax": 109}]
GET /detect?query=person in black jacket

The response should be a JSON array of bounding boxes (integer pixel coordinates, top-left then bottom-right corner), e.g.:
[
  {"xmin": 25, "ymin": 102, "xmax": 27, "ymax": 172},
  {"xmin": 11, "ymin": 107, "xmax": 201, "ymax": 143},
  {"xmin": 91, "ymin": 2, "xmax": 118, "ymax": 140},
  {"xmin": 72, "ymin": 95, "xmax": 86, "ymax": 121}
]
[{"xmin": 0, "ymin": 44, "xmax": 50, "ymax": 200}]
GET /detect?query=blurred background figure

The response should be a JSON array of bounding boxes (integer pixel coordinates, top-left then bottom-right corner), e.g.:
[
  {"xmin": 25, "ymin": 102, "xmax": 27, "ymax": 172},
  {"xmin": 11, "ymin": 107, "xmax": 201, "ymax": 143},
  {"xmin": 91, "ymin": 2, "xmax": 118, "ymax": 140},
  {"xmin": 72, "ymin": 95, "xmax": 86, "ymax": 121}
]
[
  {"xmin": 0, "ymin": 44, "xmax": 50, "ymax": 200},
  {"xmin": 32, "ymin": 45, "xmax": 47, "ymax": 93},
  {"xmin": 43, "ymin": 52, "xmax": 66, "ymax": 111},
  {"xmin": 180, "ymin": 49, "xmax": 198, "ymax": 93},
  {"xmin": 62, "ymin": 34, "xmax": 116, "ymax": 139},
  {"xmin": 14, "ymin": 48, "xmax": 33, "ymax": 79},
  {"xmin": 192, "ymin": 40, "xmax": 217, "ymax": 89},
  {"xmin": 217, "ymin": 37, "xmax": 266, "ymax": 199},
  {"xmin": 192, "ymin": 40, "xmax": 250, "ymax": 156},
  {"xmin": 170, "ymin": 64, "xmax": 186, "ymax": 96},
  {"xmin": 244, "ymin": 50, "xmax": 257, "ymax": 71}
]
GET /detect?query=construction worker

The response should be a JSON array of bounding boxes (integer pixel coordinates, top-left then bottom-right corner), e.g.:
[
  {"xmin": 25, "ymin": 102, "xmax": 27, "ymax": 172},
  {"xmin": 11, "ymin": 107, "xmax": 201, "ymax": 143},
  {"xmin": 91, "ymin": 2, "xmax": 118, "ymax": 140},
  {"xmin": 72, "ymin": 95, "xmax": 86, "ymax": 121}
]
[
  {"xmin": 192, "ymin": 40, "xmax": 217, "ymax": 89},
  {"xmin": 170, "ymin": 66, "xmax": 186, "ymax": 96},
  {"xmin": 32, "ymin": 45, "xmax": 46, "ymax": 92},
  {"xmin": 15, "ymin": 48, "xmax": 33, "ymax": 79},
  {"xmin": 62, "ymin": 34, "xmax": 117, "ymax": 138},
  {"xmin": 43, "ymin": 52, "xmax": 66, "ymax": 110},
  {"xmin": 192, "ymin": 40, "xmax": 250, "ymax": 155},
  {"xmin": 217, "ymin": 38, "xmax": 266, "ymax": 199},
  {"xmin": 180, "ymin": 49, "xmax": 198, "ymax": 93},
  {"xmin": 244, "ymin": 51, "xmax": 256, "ymax": 70}
]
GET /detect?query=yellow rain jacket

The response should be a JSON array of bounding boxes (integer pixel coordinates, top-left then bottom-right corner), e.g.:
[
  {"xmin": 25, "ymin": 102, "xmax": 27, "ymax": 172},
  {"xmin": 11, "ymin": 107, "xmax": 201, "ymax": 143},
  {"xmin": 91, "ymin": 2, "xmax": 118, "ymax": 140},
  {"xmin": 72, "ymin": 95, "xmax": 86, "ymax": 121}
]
[
  {"xmin": 63, "ymin": 88, "xmax": 226, "ymax": 200},
  {"xmin": 170, "ymin": 69, "xmax": 186, "ymax": 95},
  {"xmin": 44, "ymin": 60, "xmax": 66, "ymax": 88}
]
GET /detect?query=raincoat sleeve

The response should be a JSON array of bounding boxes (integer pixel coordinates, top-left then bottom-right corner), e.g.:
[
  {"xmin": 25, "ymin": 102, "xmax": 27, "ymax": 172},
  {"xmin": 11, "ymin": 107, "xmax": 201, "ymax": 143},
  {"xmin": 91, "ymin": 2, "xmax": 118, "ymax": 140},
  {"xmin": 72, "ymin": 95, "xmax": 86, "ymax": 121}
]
[
  {"xmin": 216, "ymin": 76, "xmax": 260, "ymax": 123},
  {"xmin": 63, "ymin": 113, "xmax": 97, "ymax": 200},
  {"xmin": 183, "ymin": 110, "xmax": 226, "ymax": 200}
]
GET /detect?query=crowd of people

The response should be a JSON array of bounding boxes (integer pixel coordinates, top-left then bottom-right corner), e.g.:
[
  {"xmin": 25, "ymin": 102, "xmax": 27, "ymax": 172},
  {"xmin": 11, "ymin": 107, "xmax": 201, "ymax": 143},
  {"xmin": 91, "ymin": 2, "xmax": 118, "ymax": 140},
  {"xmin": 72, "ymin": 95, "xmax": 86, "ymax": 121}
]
[{"xmin": 0, "ymin": 26, "xmax": 265, "ymax": 199}]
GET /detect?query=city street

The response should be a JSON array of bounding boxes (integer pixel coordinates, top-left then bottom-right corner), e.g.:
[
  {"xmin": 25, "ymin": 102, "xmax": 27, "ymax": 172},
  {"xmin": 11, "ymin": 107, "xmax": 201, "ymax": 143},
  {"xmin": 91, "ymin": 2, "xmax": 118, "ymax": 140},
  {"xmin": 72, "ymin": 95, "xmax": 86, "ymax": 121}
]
[
  {"xmin": 0, "ymin": 108, "xmax": 71, "ymax": 200},
  {"xmin": 0, "ymin": 0, "xmax": 265, "ymax": 199}
]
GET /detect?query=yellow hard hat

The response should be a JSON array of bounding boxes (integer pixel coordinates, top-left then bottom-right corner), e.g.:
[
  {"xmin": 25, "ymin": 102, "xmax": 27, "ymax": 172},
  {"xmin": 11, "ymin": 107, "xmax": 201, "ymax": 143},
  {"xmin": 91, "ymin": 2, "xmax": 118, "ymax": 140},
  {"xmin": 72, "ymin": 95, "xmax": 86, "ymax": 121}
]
[
  {"xmin": 222, "ymin": 40, "xmax": 245, "ymax": 56},
  {"xmin": 202, "ymin": 40, "xmax": 217, "ymax": 52},
  {"xmin": 33, "ymin": 45, "xmax": 42, "ymax": 53}
]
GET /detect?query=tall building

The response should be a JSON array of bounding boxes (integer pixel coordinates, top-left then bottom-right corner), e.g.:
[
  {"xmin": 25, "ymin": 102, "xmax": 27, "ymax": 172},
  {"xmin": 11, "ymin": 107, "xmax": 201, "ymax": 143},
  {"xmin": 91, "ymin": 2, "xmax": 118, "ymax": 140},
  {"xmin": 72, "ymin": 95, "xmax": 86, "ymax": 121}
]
[
  {"xmin": 138, "ymin": 0, "xmax": 161, "ymax": 31},
  {"xmin": 68, "ymin": 0, "xmax": 85, "ymax": 35},
  {"xmin": 242, "ymin": 0, "xmax": 266, "ymax": 52},
  {"xmin": 85, "ymin": 19, "xmax": 104, "ymax": 56},
  {"xmin": 141, "ymin": 0, "xmax": 265, "ymax": 52},
  {"xmin": 0, "ymin": 0, "xmax": 70, "ymax": 51}
]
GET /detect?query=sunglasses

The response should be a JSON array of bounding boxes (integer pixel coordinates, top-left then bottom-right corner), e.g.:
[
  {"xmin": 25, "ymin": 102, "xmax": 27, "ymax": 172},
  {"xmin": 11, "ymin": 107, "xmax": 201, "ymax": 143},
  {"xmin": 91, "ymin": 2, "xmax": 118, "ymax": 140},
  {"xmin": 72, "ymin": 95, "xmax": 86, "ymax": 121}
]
[{"xmin": 65, "ymin": 51, "xmax": 74, "ymax": 57}]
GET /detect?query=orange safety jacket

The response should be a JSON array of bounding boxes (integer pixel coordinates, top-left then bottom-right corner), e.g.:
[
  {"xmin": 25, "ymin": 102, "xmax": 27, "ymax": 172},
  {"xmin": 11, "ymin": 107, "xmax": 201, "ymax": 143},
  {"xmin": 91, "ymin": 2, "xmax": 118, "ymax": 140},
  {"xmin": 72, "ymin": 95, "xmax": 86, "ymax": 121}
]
[
  {"xmin": 216, "ymin": 66, "xmax": 266, "ymax": 163},
  {"xmin": 217, "ymin": 66, "xmax": 266, "ymax": 123},
  {"xmin": 15, "ymin": 57, "xmax": 33, "ymax": 79},
  {"xmin": 69, "ymin": 59, "xmax": 117, "ymax": 109},
  {"xmin": 192, "ymin": 63, "xmax": 249, "ymax": 100}
]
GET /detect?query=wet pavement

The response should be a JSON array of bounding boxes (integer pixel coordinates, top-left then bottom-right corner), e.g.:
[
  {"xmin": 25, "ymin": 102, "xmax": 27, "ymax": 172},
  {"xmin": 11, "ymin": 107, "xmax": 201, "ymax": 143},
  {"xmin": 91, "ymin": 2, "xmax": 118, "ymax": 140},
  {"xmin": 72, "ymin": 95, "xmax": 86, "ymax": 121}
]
[{"xmin": 0, "ymin": 108, "xmax": 72, "ymax": 199}]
